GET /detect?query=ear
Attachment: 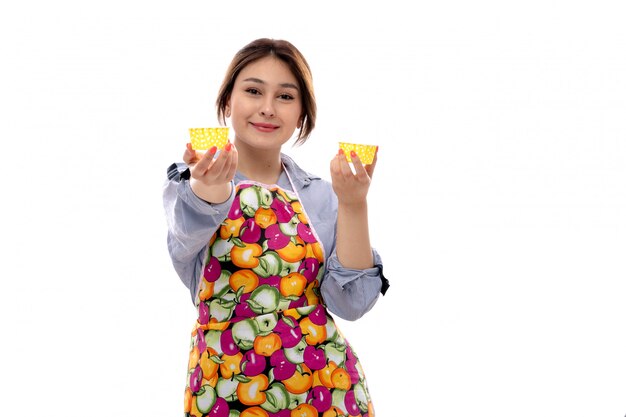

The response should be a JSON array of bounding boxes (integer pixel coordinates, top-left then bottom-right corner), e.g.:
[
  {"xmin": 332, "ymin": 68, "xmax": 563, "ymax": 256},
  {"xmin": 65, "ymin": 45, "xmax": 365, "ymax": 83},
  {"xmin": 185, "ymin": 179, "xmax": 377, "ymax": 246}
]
[
  {"xmin": 297, "ymin": 116, "xmax": 303, "ymax": 129},
  {"xmin": 225, "ymin": 105, "xmax": 231, "ymax": 118}
]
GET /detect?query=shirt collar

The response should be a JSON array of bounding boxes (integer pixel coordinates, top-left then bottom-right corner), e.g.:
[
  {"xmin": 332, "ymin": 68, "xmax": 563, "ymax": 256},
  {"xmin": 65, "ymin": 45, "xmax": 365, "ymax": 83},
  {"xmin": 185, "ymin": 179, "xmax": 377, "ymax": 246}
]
[{"xmin": 280, "ymin": 153, "xmax": 321, "ymax": 188}]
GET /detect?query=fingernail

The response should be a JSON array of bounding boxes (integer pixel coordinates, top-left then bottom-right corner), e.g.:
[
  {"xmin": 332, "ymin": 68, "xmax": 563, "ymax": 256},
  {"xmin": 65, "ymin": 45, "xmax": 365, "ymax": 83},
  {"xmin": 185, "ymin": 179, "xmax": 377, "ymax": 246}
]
[
  {"xmin": 350, "ymin": 150, "xmax": 357, "ymax": 158},
  {"xmin": 225, "ymin": 142, "xmax": 232, "ymax": 151},
  {"xmin": 209, "ymin": 146, "xmax": 217, "ymax": 154},
  {"xmin": 338, "ymin": 148, "xmax": 345, "ymax": 155}
]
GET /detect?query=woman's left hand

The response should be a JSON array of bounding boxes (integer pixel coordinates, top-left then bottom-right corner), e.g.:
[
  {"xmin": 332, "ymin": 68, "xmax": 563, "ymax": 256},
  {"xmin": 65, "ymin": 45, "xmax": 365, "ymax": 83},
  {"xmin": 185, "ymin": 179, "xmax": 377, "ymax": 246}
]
[{"xmin": 330, "ymin": 149, "xmax": 377, "ymax": 206}]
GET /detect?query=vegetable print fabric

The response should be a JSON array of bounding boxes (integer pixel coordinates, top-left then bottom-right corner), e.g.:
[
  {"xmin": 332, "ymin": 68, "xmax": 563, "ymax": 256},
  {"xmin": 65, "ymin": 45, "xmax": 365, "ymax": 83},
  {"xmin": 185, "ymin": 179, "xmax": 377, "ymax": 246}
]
[{"xmin": 185, "ymin": 182, "xmax": 375, "ymax": 417}]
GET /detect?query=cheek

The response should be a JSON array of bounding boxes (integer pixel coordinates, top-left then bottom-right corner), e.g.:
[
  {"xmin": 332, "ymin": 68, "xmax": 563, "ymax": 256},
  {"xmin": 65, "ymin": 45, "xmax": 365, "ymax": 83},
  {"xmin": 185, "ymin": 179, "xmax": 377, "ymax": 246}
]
[
  {"xmin": 230, "ymin": 101, "xmax": 253, "ymax": 121},
  {"xmin": 286, "ymin": 106, "xmax": 303, "ymax": 125}
]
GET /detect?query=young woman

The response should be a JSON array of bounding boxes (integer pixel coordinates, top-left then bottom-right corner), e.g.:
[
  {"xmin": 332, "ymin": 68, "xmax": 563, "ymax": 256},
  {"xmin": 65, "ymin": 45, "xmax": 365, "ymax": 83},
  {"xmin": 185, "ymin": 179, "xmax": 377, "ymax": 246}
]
[{"xmin": 163, "ymin": 38, "xmax": 389, "ymax": 417}]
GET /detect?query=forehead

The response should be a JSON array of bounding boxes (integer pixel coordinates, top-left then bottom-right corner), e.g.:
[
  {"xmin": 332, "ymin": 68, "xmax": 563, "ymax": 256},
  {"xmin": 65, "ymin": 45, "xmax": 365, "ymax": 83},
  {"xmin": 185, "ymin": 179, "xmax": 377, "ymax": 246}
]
[{"xmin": 236, "ymin": 56, "xmax": 298, "ymax": 86}]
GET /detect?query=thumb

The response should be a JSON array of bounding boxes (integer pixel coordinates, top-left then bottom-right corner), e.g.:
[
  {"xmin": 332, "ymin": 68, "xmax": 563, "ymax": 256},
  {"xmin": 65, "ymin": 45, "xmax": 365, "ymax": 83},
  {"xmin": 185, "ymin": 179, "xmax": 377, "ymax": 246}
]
[{"xmin": 183, "ymin": 143, "xmax": 199, "ymax": 165}]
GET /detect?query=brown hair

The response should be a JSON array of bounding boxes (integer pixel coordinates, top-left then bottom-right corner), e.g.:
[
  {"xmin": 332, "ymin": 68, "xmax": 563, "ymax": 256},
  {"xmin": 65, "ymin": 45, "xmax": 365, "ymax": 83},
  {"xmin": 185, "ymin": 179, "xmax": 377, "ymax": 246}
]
[{"xmin": 216, "ymin": 38, "xmax": 316, "ymax": 145}]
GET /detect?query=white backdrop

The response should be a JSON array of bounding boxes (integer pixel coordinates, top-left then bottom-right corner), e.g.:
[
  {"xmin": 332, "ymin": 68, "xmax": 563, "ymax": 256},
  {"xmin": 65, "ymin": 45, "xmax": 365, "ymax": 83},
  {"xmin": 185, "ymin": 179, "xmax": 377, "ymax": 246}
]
[{"xmin": 1, "ymin": 1, "xmax": 625, "ymax": 416}]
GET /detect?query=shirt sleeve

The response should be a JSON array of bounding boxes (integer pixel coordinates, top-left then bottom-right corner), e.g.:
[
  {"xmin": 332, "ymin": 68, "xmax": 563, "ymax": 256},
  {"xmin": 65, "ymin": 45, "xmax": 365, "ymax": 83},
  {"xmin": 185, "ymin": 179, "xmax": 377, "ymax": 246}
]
[
  {"xmin": 297, "ymin": 175, "xmax": 389, "ymax": 322},
  {"xmin": 320, "ymin": 247, "xmax": 389, "ymax": 321},
  {"xmin": 163, "ymin": 163, "xmax": 235, "ymax": 301}
]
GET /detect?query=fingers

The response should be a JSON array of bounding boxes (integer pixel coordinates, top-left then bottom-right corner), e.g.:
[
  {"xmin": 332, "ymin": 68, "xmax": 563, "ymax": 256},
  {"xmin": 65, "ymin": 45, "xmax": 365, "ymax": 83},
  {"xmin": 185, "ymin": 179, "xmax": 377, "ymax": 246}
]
[
  {"xmin": 339, "ymin": 150, "xmax": 356, "ymax": 177},
  {"xmin": 332, "ymin": 149, "xmax": 373, "ymax": 181},
  {"xmin": 190, "ymin": 142, "xmax": 238, "ymax": 184},
  {"xmin": 183, "ymin": 143, "xmax": 199, "ymax": 165},
  {"xmin": 192, "ymin": 146, "xmax": 219, "ymax": 174},
  {"xmin": 223, "ymin": 143, "xmax": 238, "ymax": 180},
  {"xmin": 330, "ymin": 148, "xmax": 374, "ymax": 206},
  {"xmin": 211, "ymin": 144, "xmax": 235, "ymax": 178},
  {"xmin": 330, "ymin": 149, "xmax": 349, "ymax": 178},
  {"xmin": 348, "ymin": 151, "xmax": 369, "ymax": 180}
]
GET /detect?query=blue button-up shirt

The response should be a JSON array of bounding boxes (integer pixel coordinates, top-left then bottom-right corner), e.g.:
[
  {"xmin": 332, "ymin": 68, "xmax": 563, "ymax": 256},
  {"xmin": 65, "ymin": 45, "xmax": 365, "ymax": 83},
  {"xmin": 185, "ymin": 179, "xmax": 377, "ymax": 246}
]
[{"xmin": 163, "ymin": 153, "xmax": 388, "ymax": 321}]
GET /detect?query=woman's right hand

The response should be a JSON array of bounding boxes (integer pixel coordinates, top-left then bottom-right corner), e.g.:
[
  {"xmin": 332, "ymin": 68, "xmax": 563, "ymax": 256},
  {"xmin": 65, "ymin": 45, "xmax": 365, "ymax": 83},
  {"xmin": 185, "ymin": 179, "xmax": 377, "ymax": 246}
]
[{"xmin": 184, "ymin": 142, "xmax": 238, "ymax": 203}]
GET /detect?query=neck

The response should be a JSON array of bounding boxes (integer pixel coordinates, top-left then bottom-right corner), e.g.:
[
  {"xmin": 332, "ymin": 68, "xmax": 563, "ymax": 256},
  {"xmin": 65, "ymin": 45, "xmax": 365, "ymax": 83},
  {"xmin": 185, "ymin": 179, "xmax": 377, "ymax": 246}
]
[{"xmin": 235, "ymin": 140, "xmax": 283, "ymax": 184}]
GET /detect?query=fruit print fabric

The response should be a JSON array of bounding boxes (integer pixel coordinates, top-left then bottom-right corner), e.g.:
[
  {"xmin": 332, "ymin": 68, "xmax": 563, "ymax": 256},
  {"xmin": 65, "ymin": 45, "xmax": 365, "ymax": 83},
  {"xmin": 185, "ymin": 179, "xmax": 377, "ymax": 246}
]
[{"xmin": 185, "ymin": 182, "xmax": 376, "ymax": 417}]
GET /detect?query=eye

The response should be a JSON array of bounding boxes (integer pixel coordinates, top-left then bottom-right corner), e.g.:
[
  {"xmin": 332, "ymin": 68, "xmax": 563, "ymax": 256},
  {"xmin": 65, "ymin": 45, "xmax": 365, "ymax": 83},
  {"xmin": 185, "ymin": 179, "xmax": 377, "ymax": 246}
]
[
  {"xmin": 245, "ymin": 88, "xmax": 261, "ymax": 95},
  {"xmin": 278, "ymin": 93, "xmax": 295, "ymax": 101}
]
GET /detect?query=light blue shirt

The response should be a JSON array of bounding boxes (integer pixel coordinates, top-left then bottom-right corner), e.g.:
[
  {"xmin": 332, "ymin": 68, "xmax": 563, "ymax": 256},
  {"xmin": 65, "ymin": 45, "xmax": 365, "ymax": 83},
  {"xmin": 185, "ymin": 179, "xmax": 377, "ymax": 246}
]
[{"xmin": 162, "ymin": 153, "xmax": 388, "ymax": 321}]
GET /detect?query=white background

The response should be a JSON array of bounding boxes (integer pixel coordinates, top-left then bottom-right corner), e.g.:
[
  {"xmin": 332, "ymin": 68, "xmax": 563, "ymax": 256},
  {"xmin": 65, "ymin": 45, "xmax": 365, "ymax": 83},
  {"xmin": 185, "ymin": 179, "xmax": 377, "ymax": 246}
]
[{"xmin": 1, "ymin": 1, "xmax": 625, "ymax": 416}]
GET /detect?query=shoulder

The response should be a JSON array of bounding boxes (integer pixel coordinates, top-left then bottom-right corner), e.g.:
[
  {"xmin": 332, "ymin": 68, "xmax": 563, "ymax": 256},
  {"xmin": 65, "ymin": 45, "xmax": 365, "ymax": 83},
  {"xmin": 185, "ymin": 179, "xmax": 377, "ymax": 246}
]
[
  {"xmin": 281, "ymin": 153, "xmax": 336, "ymax": 207},
  {"xmin": 281, "ymin": 153, "xmax": 317, "ymax": 181},
  {"xmin": 282, "ymin": 154, "xmax": 332, "ymax": 190}
]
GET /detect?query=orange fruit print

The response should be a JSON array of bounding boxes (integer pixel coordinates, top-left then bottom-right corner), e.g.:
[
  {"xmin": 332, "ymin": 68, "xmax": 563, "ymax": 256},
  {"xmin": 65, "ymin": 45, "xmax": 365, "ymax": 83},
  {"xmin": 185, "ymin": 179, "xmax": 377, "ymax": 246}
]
[{"xmin": 186, "ymin": 183, "xmax": 376, "ymax": 417}]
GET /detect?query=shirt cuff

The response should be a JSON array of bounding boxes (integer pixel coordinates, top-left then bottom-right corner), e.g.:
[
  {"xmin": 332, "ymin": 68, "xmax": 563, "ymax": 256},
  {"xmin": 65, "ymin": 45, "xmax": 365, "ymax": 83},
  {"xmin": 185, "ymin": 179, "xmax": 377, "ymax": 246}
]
[
  {"xmin": 325, "ymin": 249, "xmax": 389, "ymax": 295},
  {"xmin": 179, "ymin": 179, "xmax": 236, "ymax": 216}
]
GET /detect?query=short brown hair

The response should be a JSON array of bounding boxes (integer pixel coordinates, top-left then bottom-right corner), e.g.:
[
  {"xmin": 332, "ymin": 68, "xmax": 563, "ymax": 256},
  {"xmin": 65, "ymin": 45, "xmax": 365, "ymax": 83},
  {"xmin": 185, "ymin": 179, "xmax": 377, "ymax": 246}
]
[{"xmin": 216, "ymin": 38, "xmax": 316, "ymax": 146}]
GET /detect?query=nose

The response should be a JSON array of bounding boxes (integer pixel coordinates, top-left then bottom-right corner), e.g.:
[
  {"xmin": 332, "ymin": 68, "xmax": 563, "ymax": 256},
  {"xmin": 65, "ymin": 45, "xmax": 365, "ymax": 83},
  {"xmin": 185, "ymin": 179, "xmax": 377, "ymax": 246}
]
[{"xmin": 260, "ymin": 98, "xmax": 275, "ymax": 118}]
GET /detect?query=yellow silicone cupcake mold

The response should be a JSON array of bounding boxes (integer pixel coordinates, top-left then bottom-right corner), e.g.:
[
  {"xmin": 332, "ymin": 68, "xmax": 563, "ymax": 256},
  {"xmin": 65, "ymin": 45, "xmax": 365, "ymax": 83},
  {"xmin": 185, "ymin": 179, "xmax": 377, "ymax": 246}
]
[
  {"xmin": 338, "ymin": 142, "xmax": 378, "ymax": 164},
  {"xmin": 189, "ymin": 127, "xmax": 230, "ymax": 150}
]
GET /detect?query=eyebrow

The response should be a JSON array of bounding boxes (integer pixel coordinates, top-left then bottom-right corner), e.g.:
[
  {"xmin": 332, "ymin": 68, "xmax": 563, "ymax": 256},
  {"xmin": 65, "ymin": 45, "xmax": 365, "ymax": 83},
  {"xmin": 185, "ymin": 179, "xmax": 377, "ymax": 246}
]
[{"xmin": 242, "ymin": 77, "xmax": 299, "ymax": 91}]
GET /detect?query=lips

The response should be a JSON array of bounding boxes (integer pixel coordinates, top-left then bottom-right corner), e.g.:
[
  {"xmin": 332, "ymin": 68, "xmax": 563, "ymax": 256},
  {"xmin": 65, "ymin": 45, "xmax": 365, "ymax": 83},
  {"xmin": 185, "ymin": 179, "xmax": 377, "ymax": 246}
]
[{"xmin": 251, "ymin": 122, "xmax": 279, "ymax": 132}]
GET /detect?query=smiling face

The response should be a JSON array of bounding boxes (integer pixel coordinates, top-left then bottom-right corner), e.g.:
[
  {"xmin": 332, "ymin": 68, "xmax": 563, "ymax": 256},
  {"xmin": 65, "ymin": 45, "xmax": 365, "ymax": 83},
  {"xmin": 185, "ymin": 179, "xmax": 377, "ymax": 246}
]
[{"xmin": 227, "ymin": 56, "xmax": 303, "ymax": 153}]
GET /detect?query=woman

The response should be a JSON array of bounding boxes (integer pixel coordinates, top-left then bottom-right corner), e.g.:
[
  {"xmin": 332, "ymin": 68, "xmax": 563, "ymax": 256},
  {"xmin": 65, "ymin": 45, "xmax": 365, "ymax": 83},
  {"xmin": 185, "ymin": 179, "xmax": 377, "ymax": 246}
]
[{"xmin": 163, "ymin": 38, "xmax": 389, "ymax": 417}]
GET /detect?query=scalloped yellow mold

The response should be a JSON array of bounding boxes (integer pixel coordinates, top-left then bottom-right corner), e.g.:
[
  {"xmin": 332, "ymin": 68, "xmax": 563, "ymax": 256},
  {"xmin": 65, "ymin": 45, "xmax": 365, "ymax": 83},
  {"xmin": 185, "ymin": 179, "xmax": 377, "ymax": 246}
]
[
  {"xmin": 338, "ymin": 142, "xmax": 378, "ymax": 164},
  {"xmin": 189, "ymin": 127, "xmax": 230, "ymax": 150}
]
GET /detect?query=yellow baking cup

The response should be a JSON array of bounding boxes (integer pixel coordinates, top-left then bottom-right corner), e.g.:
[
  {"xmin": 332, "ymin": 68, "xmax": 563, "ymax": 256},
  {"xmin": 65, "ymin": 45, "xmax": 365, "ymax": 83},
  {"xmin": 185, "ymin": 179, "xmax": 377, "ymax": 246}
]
[
  {"xmin": 189, "ymin": 127, "xmax": 230, "ymax": 150},
  {"xmin": 338, "ymin": 142, "xmax": 378, "ymax": 164}
]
